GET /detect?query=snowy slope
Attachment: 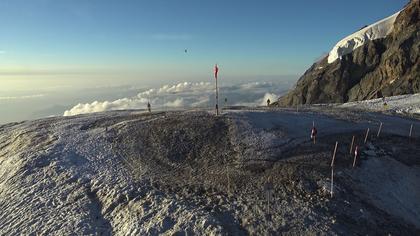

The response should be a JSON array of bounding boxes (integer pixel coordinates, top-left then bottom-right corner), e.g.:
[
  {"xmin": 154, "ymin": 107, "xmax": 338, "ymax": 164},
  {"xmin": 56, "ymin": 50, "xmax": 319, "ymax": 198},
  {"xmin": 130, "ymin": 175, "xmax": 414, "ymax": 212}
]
[
  {"xmin": 328, "ymin": 11, "xmax": 401, "ymax": 63},
  {"xmin": 1, "ymin": 109, "xmax": 419, "ymax": 234},
  {"xmin": 338, "ymin": 93, "xmax": 420, "ymax": 114}
]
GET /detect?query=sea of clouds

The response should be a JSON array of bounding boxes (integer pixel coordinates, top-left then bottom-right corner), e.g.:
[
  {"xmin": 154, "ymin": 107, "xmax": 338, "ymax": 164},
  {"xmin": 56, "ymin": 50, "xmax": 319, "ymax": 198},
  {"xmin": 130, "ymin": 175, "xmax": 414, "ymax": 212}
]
[{"xmin": 63, "ymin": 81, "xmax": 288, "ymax": 116}]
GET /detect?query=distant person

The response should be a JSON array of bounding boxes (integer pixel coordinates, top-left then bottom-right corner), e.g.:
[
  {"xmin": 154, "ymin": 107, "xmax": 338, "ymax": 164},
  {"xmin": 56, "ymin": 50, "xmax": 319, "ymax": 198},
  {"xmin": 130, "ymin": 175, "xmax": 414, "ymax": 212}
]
[
  {"xmin": 147, "ymin": 102, "xmax": 151, "ymax": 113},
  {"xmin": 382, "ymin": 96, "xmax": 387, "ymax": 107},
  {"xmin": 267, "ymin": 99, "xmax": 271, "ymax": 107}
]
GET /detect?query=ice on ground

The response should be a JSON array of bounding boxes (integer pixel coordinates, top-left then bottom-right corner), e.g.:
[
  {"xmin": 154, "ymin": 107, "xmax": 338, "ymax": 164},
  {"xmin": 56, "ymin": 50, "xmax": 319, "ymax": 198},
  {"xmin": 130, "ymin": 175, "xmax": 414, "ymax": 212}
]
[
  {"xmin": 350, "ymin": 155, "xmax": 420, "ymax": 228},
  {"xmin": 327, "ymin": 10, "xmax": 400, "ymax": 63},
  {"xmin": 338, "ymin": 93, "xmax": 420, "ymax": 114}
]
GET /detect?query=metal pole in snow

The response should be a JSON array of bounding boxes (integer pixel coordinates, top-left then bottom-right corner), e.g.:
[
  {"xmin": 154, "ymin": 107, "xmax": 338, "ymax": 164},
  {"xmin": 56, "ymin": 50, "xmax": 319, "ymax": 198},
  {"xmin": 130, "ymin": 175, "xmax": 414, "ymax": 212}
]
[
  {"xmin": 409, "ymin": 124, "xmax": 413, "ymax": 142},
  {"xmin": 331, "ymin": 141, "xmax": 338, "ymax": 167},
  {"xmin": 349, "ymin": 135, "xmax": 355, "ymax": 154},
  {"xmin": 331, "ymin": 166, "xmax": 334, "ymax": 198},
  {"xmin": 216, "ymin": 77, "xmax": 219, "ymax": 116},
  {"xmin": 352, "ymin": 146, "xmax": 359, "ymax": 168},
  {"xmin": 364, "ymin": 128, "xmax": 370, "ymax": 144},
  {"xmin": 377, "ymin": 122, "xmax": 383, "ymax": 137},
  {"xmin": 330, "ymin": 141, "xmax": 337, "ymax": 198},
  {"xmin": 313, "ymin": 121, "xmax": 316, "ymax": 144},
  {"xmin": 214, "ymin": 64, "xmax": 219, "ymax": 116}
]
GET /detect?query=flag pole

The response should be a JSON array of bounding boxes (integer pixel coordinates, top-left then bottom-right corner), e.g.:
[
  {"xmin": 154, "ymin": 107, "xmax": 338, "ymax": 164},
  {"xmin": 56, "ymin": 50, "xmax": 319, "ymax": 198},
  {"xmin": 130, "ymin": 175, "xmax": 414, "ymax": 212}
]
[
  {"xmin": 214, "ymin": 64, "xmax": 219, "ymax": 116},
  {"xmin": 216, "ymin": 73, "xmax": 219, "ymax": 116}
]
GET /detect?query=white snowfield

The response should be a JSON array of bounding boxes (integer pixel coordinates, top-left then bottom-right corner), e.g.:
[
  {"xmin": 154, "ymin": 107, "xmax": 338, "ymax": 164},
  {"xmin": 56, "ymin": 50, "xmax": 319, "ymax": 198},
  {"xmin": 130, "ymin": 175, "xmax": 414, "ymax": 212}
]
[
  {"xmin": 327, "ymin": 11, "xmax": 400, "ymax": 63},
  {"xmin": 338, "ymin": 93, "xmax": 420, "ymax": 114}
]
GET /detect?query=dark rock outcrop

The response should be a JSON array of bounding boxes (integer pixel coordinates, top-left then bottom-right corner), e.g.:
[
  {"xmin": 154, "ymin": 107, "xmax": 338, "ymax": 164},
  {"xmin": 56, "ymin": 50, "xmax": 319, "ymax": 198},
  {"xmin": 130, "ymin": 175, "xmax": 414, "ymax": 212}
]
[{"xmin": 277, "ymin": 0, "xmax": 419, "ymax": 106}]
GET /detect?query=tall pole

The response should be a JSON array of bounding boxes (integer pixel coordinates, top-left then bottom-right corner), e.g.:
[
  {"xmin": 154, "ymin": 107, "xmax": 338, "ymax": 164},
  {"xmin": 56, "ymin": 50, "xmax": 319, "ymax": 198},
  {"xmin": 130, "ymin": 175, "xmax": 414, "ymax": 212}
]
[
  {"xmin": 216, "ymin": 75, "xmax": 219, "ymax": 116},
  {"xmin": 214, "ymin": 64, "xmax": 219, "ymax": 116}
]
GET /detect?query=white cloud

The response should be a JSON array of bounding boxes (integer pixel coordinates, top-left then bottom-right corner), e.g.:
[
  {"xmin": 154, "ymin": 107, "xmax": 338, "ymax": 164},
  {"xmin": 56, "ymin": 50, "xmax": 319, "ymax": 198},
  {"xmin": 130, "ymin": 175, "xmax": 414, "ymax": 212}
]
[
  {"xmin": 259, "ymin": 93, "xmax": 278, "ymax": 106},
  {"xmin": 0, "ymin": 94, "xmax": 45, "ymax": 101},
  {"xmin": 164, "ymin": 98, "xmax": 184, "ymax": 107},
  {"xmin": 63, "ymin": 81, "xmax": 285, "ymax": 116},
  {"xmin": 0, "ymin": 50, "xmax": 5, "ymax": 54}
]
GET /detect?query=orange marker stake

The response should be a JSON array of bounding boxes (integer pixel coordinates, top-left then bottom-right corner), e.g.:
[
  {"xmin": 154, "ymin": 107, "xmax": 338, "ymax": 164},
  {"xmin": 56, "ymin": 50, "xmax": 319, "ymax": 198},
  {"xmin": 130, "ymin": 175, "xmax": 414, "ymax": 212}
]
[
  {"xmin": 377, "ymin": 122, "xmax": 383, "ymax": 137},
  {"xmin": 409, "ymin": 124, "xmax": 413, "ymax": 142},
  {"xmin": 331, "ymin": 141, "xmax": 338, "ymax": 167},
  {"xmin": 364, "ymin": 128, "xmax": 370, "ymax": 144},
  {"xmin": 349, "ymin": 135, "xmax": 355, "ymax": 154},
  {"xmin": 352, "ymin": 146, "xmax": 359, "ymax": 168}
]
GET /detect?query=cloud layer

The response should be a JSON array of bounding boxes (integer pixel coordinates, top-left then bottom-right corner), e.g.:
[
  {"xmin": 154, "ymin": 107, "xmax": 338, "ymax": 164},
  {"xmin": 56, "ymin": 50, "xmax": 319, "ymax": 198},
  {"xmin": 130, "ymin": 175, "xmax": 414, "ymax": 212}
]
[
  {"xmin": 0, "ymin": 94, "xmax": 46, "ymax": 101},
  {"xmin": 64, "ymin": 81, "xmax": 286, "ymax": 116}
]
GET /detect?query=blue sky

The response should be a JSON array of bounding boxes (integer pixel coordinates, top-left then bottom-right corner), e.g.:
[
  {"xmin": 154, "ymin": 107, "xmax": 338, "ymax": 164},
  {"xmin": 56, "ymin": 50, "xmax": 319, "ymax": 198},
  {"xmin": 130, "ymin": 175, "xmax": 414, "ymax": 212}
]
[{"xmin": 0, "ymin": 0, "xmax": 407, "ymax": 87}]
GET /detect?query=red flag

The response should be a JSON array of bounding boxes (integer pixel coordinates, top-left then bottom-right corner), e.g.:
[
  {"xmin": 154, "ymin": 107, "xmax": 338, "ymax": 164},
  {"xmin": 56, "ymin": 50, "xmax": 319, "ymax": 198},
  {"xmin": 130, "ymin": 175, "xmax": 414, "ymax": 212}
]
[{"xmin": 214, "ymin": 64, "xmax": 219, "ymax": 79}]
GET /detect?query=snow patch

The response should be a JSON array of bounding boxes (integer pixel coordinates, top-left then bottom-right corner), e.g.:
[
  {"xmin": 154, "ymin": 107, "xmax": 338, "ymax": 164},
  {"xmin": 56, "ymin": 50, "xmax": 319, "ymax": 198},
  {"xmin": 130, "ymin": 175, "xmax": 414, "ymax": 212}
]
[
  {"xmin": 328, "ymin": 11, "xmax": 401, "ymax": 64},
  {"xmin": 339, "ymin": 93, "xmax": 420, "ymax": 114}
]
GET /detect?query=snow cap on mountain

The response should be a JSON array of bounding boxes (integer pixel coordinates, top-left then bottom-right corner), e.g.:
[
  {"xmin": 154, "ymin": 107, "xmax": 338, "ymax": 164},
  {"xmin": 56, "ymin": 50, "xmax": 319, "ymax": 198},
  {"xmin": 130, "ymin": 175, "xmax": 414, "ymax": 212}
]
[{"xmin": 327, "ymin": 11, "xmax": 401, "ymax": 63}]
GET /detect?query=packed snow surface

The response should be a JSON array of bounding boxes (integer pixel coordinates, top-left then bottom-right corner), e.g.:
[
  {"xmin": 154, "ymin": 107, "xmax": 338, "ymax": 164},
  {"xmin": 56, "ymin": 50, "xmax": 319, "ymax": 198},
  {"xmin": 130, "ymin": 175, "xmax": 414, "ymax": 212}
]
[
  {"xmin": 327, "ymin": 11, "xmax": 400, "ymax": 63},
  {"xmin": 338, "ymin": 93, "xmax": 420, "ymax": 114},
  {"xmin": 0, "ymin": 107, "xmax": 419, "ymax": 235}
]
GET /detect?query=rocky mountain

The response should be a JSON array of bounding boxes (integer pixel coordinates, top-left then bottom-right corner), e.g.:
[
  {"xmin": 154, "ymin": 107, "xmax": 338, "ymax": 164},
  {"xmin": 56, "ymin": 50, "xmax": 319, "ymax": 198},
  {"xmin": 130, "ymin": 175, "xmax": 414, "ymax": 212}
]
[{"xmin": 277, "ymin": 0, "xmax": 419, "ymax": 106}]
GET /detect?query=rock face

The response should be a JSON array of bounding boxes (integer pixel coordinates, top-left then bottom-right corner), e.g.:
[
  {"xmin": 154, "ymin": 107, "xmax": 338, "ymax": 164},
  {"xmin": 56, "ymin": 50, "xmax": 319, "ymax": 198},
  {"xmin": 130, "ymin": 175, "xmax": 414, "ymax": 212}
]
[{"xmin": 277, "ymin": 0, "xmax": 419, "ymax": 106}]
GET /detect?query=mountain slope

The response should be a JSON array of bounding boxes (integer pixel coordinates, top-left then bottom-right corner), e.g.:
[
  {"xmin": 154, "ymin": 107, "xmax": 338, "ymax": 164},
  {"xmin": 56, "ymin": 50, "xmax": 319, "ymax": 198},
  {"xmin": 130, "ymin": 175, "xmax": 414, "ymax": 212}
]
[{"xmin": 277, "ymin": 0, "xmax": 419, "ymax": 106}]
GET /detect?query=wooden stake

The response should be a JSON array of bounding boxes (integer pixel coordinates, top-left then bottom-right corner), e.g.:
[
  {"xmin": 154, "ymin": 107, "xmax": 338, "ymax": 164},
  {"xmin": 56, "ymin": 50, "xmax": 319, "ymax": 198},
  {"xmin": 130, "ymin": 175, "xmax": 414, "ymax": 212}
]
[
  {"xmin": 364, "ymin": 128, "xmax": 370, "ymax": 144},
  {"xmin": 330, "ymin": 166, "xmax": 334, "ymax": 198},
  {"xmin": 409, "ymin": 124, "xmax": 413, "ymax": 141},
  {"xmin": 352, "ymin": 146, "xmax": 359, "ymax": 168},
  {"xmin": 312, "ymin": 121, "xmax": 316, "ymax": 144},
  {"xmin": 349, "ymin": 135, "xmax": 355, "ymax": 154},
  {"xmin": 377, "ymin": 122, "xmax": 383, "ymax": 137},
  {"xmin": 331, "ymin": 141, "xmax": 338, "ymax": 167}
]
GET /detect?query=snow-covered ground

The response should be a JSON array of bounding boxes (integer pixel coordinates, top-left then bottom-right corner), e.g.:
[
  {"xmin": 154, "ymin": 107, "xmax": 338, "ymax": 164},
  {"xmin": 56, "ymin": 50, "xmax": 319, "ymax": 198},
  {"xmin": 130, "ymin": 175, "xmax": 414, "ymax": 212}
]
[
  {"xmin": 327, "ymin": 10, "xmax": 400, "ymax": 63},
  {"xmin": 337, "ymin": 93, "xmax": 420, "ymax": 114},
  {"xmin": 0, "ymin": 108, "xmax": 419, "ymax": 235}
]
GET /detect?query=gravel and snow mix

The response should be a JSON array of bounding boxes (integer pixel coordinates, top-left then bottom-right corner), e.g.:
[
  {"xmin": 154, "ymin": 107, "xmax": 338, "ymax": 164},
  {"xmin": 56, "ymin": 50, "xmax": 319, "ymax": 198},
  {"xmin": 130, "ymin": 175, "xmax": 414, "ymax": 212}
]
[{"xmin": 0, "ymin": 108, "xmax": 419, "ymax": 235}]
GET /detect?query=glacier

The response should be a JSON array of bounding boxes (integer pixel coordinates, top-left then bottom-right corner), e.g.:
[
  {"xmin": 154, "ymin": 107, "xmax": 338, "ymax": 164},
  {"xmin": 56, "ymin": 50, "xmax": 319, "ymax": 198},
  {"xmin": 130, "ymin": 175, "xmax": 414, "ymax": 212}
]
[{"xmin": 328, "ymin": 11, "xmax": 401, "ymax": 63}]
